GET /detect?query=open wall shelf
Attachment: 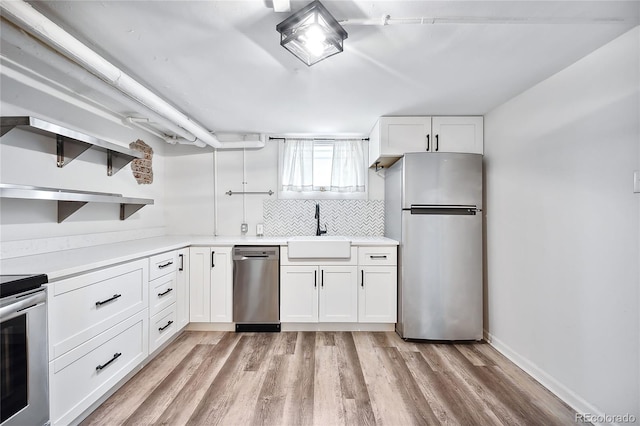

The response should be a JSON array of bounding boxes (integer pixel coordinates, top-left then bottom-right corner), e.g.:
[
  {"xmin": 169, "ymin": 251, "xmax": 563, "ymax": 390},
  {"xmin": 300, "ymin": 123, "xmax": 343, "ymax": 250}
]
[
  {"xmin": 0, "ymin": 184, "xmax": 154, "ymax": 222},
  {"xmin": 1, "ymin": 116, "xmax": 143, "ymax": 176}
]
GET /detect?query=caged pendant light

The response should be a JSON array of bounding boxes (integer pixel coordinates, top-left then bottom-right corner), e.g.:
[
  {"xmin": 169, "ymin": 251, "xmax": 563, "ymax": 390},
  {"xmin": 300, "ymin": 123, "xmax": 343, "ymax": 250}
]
[{"xmin": 276, "ymin": 0, "xmax": 348, "ymax": 66}]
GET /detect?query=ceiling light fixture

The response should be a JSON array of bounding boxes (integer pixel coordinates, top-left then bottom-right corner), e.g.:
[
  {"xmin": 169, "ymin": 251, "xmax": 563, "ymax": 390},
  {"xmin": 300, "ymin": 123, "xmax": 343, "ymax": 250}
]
[{"xmin": 275, "ymin": 0, "xmax": 348, "ymax": 66}]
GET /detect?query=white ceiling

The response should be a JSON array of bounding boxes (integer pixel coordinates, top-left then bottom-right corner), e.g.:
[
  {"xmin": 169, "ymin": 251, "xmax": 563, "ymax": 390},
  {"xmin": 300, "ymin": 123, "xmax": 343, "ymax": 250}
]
[{"xmin": 1, "ymin": 1, "xmax": 639, "ymax": 137}]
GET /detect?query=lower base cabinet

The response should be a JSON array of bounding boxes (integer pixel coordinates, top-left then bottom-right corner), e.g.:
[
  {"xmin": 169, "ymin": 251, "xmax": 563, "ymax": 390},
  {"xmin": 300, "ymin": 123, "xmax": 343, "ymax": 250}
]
[
  {"xmin": 280, "ymin": 265, "xmax": 358, "ymax": 323},
  {"xmin": 359, "ymin": 266, "xmax": 397, "ymax": 322},
  {"xmin": 49, "ymin": 310, "xmax": 149, "ymax": 425},
  {"xmin": 149, "ymin": 304, "xmax": 177, "ymax": 353}
]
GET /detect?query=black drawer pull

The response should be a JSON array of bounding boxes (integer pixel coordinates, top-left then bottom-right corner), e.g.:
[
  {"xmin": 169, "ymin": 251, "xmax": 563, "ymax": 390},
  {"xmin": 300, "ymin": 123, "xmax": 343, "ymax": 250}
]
[
  {"xmin": 96, "ymin": 352, "xmax": 121, "ymax": 371},
  {"xmin": 361, "ymin": 270, "xmax": 364, "ymax": 287},
  {"xmin": 179, "ymin": 254, "xmax": 184, "ymax": 271},
  {"xmin": 158, "ymin": 261, "xmax": 173, "ymax": 269},
  {"xmin": 369, "ymin": 255, "xmax": 388, "ymax": 259},
  {"xmin": 158, "ymin": 288, "xmax": 173, "ymax": 297},
  {"xmin": 159, "ymin": 320, "xmax": 174, "ymax": 331},
  {"xmin": 96, "ymin": 294, "xmax": 121, "ymax": 307},
  {"xmin": 211, "ymin": 251, "xmax": 215, "ymax": 268}
]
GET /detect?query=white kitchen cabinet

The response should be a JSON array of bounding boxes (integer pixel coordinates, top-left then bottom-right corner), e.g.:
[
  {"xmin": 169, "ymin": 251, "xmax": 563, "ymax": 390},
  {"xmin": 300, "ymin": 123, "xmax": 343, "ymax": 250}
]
[
  {"xmin": 358, "ymin": 267, "xmax": 397, "ymax": 323},
  {"xmin": 280, "ymin": 266, "xmax": 318, "ymax": 323},
  {"xmin": 358, "ymin": 246, "xmax": 398, "ymax": 323},
  {"xmin": 48, "ymin": 258, "xmax": 149, "ymax": 360},
  {"xmin": 49, "ymin": 310, "xmax": 148, "ymax": 426},
  {"xmin": 149, "ymin": 304, "xmax": 177, "ymax": 353},
  {"xmin": 280, "ymin": 265, "xmax": 357, "ymax": 323},
  {"xmin": 176, "ymin": 248, "xmax": 190, "ymax": 329},
  {"xmin": 318, "ymin": 266, "xmax": 358, "ymax": 322},
  {"xmin": 189, "ymin": 246, "xmax": 232, "ymax": 323},
  {"xmin": 368, "ymin": 116, "xmax": 483, "ymax": 168},
  {"xmin": 431, "ymin": 116, "xmax": 483, "ymax": 154}
]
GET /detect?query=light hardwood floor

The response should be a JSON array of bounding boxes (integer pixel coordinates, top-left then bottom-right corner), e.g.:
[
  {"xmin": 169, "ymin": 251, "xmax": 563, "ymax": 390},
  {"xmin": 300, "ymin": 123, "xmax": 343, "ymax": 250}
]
[{"xmin": 82, "ymin": 331, "xmax": 578, "ymax": 426}]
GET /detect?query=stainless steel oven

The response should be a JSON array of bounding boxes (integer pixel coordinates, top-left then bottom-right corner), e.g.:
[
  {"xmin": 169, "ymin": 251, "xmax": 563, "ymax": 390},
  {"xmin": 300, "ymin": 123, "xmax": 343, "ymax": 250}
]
[{"xmin": 0, "ymin": 275, "xmax": 49, "ymax": 426}]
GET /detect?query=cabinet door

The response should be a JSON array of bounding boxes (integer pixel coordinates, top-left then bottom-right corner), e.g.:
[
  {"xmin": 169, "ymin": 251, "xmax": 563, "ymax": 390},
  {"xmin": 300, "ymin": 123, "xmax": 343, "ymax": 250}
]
[
  {"xmin": 381, "ymin": 116, "xmax": 432, "ymax": 155},
  {"xmin": 319, "ymin": 266, "xmax": 358, "ymax": 322},
  {"xmin": 176, "ymin": 248, "xmax": 189, "ymax": 328},
  {"xmin": 281, "ymin": 266, "xmax": 318, "ymax": 323},
  {"xmin": 210, "ymin": 247, "xmax": 233, "ymax": 322},
  {"xmin": 359, "ymin": 266, "xmax": 397, "ymax": 323},
  {"xmin": 189, "ymin": 247, "xmax": 210, "ymax": 322},
  {"xmin": 431, "ymin": 116, "xmax": 483, "ymax": 154}
]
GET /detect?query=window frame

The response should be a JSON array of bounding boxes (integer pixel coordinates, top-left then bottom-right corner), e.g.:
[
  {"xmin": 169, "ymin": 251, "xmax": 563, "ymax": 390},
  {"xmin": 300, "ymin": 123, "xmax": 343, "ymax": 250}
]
[{"xmin": 277, "ymin": 139, "xmax": 369, "ymax": 200}]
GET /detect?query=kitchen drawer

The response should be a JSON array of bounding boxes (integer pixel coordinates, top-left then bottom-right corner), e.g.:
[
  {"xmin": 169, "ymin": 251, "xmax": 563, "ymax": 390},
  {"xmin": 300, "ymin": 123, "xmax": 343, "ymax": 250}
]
[
  {"xmin": 358, "ymin": 246, "xmax": 397, "ymax": 266},
  {"xmin": 49, "ymin": 310, "xmax": 148, "ymax": 426},
  {"xmin": 149, "ymin": 272, "xmax": 177, "ymax": 317},
  {"xmin": 49, "ymin": 259, "xmax": 148, "ymax": 359},
  {"xmin": 149, "ymin": 250, "xmax": 177, "ymax": 281},
  {"xmin": 149, "ymin": 304, "xmax": 177, "ymax": 353}
]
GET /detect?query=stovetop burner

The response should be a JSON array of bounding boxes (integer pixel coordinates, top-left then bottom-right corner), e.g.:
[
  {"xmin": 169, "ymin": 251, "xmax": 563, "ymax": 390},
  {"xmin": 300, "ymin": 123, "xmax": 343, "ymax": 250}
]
[{"xmin": 0, "ymin": 274, "xmax": 48, "ymax": 298}]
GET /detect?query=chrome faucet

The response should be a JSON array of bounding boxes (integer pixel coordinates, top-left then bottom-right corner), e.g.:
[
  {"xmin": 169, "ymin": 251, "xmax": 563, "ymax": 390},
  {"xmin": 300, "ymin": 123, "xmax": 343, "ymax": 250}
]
[{"xmin": 315, "ymin": 203, "xmax": 327, "ymax": 236}]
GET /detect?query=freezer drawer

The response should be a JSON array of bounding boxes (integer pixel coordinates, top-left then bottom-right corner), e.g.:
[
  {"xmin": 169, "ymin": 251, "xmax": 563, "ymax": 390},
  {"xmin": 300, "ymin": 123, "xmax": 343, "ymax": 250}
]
[{"xmin": 398, "ymin": 211, "xmax": 482, "ymax": 340}]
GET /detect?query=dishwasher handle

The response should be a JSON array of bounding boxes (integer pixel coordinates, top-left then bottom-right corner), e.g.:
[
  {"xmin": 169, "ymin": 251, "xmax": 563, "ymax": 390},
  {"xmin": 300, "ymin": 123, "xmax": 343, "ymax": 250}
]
[{"xmin": 232, "ymin": 246, "xmax": 280, "ymax": 261}]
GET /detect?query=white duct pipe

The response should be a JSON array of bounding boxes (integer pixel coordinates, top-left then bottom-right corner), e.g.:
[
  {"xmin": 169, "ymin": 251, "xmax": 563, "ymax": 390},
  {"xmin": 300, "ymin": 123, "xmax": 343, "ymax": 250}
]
[
  {"xmin": 124, "ymin": 117, "xmax": 206, "ymax": 147},
  {"xmin": 0, "ymin": 0, "xmax": 266, "ymax": 149}
]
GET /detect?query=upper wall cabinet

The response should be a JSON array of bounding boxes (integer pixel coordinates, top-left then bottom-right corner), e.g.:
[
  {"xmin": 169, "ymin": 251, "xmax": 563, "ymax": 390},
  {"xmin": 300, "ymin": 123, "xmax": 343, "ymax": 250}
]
[{"xmin": 368, "ymin": 116, "xmax": 483, "ymax": 169}]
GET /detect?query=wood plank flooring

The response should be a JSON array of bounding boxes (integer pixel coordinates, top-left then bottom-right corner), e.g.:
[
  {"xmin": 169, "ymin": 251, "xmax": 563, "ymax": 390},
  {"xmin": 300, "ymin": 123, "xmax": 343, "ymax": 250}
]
[{"xmin": 82, "ymin": 331, "xmax": 578, "ymax": 426}]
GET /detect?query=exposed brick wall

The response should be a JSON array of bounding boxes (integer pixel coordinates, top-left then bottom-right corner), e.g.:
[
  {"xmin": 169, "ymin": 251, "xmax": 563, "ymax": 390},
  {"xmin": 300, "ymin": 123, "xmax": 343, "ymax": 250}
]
[{"xmin": 129, "ymin": 139, "xmax": 153, "ymax": 184}]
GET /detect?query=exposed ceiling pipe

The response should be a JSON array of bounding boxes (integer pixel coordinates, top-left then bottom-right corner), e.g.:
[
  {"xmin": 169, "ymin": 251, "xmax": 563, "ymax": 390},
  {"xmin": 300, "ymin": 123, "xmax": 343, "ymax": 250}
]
[
  {"xmin": 124, "ymin": 117, "xmax": 206, "ymax": 147},
  {"xmin": 339, "ymin": 15, "xmax": 626, "ymax": 26},
  {"xmin": 0, "ymin": 0, "xmax": 266, "ymax": 150}
]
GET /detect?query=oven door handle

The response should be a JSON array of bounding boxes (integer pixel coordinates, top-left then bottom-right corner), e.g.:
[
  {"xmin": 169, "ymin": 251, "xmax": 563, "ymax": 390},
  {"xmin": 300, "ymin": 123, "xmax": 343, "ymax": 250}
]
[{"xmin": 0, "ymin": 290, "xmax": 46, "ymax": 322}]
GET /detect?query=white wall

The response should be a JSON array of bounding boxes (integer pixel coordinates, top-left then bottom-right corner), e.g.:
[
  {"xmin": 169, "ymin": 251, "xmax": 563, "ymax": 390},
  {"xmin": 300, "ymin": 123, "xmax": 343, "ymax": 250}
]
[
  {"xmin": 0, "ymin": 72, "xmax": 167, "ymax": 257},
  {"xmin": 164, "ymin": 140, "xmax": 385, "ymax": 237},
  {"xmin": 164, "ymin": 143, "xmax": 215, "ymax": 235},
  {"xmin": 484, "ymin": 26, "xmax": 639, "ymax": 421}
]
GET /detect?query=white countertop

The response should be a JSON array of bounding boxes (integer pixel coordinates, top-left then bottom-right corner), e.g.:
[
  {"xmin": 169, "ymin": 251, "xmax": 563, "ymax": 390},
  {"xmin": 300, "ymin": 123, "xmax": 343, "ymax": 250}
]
[{"xmin": 0, "ymin": 235, "xmax": 398, "ymax": 281}]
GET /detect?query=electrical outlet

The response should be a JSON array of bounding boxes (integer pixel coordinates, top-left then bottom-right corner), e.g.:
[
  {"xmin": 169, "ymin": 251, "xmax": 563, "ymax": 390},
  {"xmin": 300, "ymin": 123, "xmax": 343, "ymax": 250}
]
[
  {"xmin": 256, "ymin": 223, "xmax": 264, "ymax": 236},
  {"xmin": 634, "ymin": 171, "xmax": 640, "ymax": 193},
  {"xmin": 241, "ymin": 223, "xmax": 248, "ymax": 234}
]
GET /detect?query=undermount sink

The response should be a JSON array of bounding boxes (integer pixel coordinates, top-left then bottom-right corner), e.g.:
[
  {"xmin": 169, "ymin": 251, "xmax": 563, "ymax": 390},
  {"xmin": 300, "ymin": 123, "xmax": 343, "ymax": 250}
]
[{"xmin": 287, "ymin": 236, "xmax": 352, "ymax": 259}]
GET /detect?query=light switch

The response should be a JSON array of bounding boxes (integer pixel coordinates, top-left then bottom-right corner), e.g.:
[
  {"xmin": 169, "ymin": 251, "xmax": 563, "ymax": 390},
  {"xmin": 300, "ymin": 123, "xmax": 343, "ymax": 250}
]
[{"xmin": 635, "ymin": 171, "xmax": 640, "ymax": 193}]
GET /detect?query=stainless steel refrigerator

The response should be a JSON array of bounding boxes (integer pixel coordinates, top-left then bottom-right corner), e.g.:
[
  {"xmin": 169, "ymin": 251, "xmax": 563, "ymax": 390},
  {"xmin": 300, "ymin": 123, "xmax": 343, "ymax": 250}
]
[{"xmin": 385, "ymin": 152, "xmax": 483, "ymax": 340}]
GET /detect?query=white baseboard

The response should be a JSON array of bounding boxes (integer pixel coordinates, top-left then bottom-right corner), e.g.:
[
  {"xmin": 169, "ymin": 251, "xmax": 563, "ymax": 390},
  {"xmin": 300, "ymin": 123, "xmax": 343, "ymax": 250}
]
[
  {"xmin": 485, "ymin": 331, "xmax": 618, "ymax": 426},
  {"xmin": 186, "ymin": 322, "xmax": 235, "ymax": 332}
]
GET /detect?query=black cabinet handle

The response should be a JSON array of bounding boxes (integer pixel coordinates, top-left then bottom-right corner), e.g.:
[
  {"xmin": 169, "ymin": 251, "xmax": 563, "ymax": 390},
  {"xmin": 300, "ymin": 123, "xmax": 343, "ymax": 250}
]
[
  {"xmin": 314, "ymin": 270, "xmax": 317, "ymax": 288},
  {"xmin": 158, "ymin": 288, "xmax": 173, "ymax": 297},
  {"xmin": 179, "ymin": 254, "xmax": 184, "ymax": 271},
  {"xmin": 369, "ymin": 255, "xmax": 388, "ymax": 259},
  {"xmin": 361, "ymin": 270, "xmax": 364, "ymax": 288},
  {"xmin": 211, "ymin": 251, "xmax": 215, "ymax": 268},
  {"xmin": 321, "ymin": 270, "xmax": 324, "ymax": 288},
  {"xmin": 158, "ymin": 261, "xmax": 173, "ymax": 269},
  {"xmin": 96, "ymin": 294, "xmax": 121, "ymax": 307},
  {"xmin": 159, "ymin": 320, "xmax": 174, "ymax": 332},
  {"xmin": 96, "ymin": 352, "xmax": 121, "ymax": 371},
  {"xmin": 435, "ymin": 134, "xmax": 439, "ymax": 152},
  {"xmin": 426, "ymin": 134, "xmax": 430, "ymax": 151}
]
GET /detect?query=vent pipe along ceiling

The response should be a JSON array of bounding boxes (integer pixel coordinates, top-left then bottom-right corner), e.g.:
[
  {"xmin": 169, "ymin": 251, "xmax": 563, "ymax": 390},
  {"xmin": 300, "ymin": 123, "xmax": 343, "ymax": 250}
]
[{"xmin": 0, "ymin": 0, "xmax": 265, "ymax": 149}]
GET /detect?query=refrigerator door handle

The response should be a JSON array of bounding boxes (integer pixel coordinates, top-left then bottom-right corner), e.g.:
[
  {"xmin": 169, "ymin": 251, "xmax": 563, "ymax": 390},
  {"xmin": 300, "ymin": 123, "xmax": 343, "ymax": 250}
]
[{"xmin": 409, "ymin": 205, "xmax": 480, "ymax": 215}]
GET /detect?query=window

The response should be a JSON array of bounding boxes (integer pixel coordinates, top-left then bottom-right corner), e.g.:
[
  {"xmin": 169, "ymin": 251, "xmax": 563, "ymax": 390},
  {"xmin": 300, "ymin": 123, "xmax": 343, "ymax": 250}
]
[{"xmin": 279, "ymin": 138, "xmax": 367, "ymax": 199}]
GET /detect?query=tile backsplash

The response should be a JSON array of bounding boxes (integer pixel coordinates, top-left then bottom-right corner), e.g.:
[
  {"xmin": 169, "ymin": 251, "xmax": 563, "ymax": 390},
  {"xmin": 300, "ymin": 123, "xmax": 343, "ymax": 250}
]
[{"xmin": 263, "ymin": 200, "xmax": 384, "ymax": 236}]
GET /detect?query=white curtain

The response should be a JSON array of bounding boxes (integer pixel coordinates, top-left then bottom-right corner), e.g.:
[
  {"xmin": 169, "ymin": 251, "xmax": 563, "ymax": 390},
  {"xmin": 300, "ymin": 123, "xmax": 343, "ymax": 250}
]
[
  {"xmin": 281, "ymin": 139, "xmax": 314, "ymax": 191},
  {"xmin": 281, "ymin": 138, "xmax": 365, "ymax": 193},
  {"xmin": 330, "ymin": 140, "xmax": 365, "ymax": 192}
]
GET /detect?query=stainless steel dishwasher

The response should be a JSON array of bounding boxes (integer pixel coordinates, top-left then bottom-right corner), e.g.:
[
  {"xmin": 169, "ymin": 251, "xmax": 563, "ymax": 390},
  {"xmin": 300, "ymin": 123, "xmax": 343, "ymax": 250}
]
[{"xmin": 232, "ymin": 246, "xmax": 280, "ymax": 332}]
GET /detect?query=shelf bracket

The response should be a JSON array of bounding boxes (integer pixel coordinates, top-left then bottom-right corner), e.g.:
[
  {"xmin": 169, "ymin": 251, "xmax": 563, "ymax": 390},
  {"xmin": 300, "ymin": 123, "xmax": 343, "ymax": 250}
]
[
  {"xmin": 58, "ymin": 200, "xmax": 88, "ymax": 223},
  {"xmin": 120, "ymin": 203, "xmax": 146, "ymax": 220},
  {"xmin": 56, "ymin": 134, "xmax": 91, "ymax": 168},
  {"xmin": 107, "ymin": 150, "xmax": 135, "ymax": 176}
]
